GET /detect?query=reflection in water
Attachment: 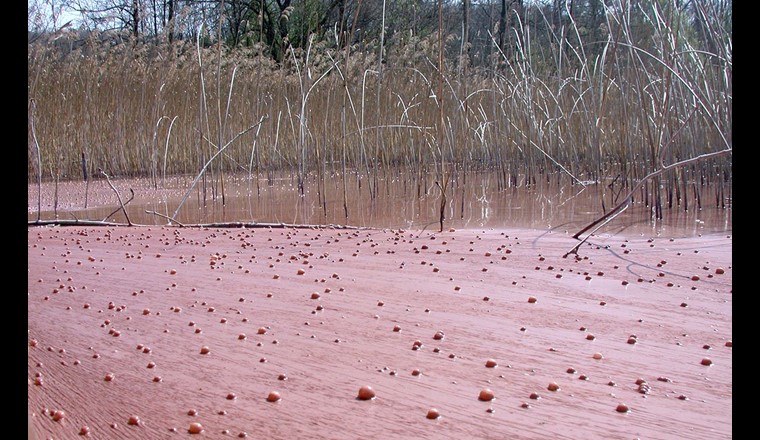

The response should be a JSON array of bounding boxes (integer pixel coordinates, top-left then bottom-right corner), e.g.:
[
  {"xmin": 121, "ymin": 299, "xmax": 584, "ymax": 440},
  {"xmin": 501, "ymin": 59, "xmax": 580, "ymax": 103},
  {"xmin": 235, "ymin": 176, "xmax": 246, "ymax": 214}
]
[{"xmin": 29, "ymin": 170, "xmax": 731, "ymax": 237}]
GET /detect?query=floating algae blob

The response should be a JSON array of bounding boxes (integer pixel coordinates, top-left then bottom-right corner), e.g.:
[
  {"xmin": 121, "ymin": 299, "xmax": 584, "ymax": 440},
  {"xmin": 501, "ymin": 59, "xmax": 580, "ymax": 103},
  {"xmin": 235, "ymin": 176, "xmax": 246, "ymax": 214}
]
[
  {"xmin": 188, "ymin": 422, "xmax": 204, "ymax": 434},
  {"xmin": 426, "ymin": 408, "xmax": 440, "ymax": 419},
  {"xmin": 357, "ymin": 385, "xmax": 376, "ymax": 400},
  {"xmin": 478, "ymin": 389, "xmax": 495, "ymax": 401}
]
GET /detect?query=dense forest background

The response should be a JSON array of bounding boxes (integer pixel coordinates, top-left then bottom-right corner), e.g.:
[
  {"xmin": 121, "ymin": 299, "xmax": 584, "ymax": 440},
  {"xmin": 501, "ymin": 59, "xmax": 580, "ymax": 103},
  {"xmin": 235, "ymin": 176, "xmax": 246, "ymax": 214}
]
[{"xmin": 28, "ymin": 1, "xmax": 731, "ymax": 213}]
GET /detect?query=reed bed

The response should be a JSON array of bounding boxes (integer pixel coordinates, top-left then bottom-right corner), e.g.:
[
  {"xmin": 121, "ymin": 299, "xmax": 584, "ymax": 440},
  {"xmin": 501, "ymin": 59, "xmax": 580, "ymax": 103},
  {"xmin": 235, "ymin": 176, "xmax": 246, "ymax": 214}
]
[{"xmin": 28, "ymin": 1, "xmax": 731, "ymax": 219}]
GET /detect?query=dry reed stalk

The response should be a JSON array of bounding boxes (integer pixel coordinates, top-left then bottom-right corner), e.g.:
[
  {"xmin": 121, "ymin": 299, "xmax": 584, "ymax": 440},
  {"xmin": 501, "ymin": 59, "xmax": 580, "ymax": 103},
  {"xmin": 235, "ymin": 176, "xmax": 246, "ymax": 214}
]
[{"xmin": 29, "ymin": 99, "xmax": 43, "ymax": 222}]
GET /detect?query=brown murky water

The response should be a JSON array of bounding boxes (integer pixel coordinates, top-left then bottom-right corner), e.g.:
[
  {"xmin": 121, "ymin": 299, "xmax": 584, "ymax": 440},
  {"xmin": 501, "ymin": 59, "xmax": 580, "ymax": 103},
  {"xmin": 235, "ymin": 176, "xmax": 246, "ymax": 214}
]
[{"xmin": 28, "ymin": 170, "xmax": 731, "ymax": 237}]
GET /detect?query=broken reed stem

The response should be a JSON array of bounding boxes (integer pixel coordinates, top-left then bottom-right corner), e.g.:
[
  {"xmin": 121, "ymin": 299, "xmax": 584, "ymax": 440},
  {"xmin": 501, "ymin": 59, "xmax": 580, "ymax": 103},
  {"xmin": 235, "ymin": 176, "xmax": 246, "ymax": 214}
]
[
  {"xmin": 564, "ymin": 204, "xmax": 630, "ymax": 257},
  {"xmin": 82, "ymin": 151, "xmax": 89, "ymax": 209},
  {"xmin": 145, "ymin": 210, "xmax": 187, "ymax": 227},
  {"xmin": 100, "ymin": 170, "xmax": 134, "ymax": 225},
  {"xmin": 101, "ymin": 188, "xmax": 135, "ymax": 222},
  {"xmin": 172, "ymin": 118, "xmax": 266, "ymax": 222}
]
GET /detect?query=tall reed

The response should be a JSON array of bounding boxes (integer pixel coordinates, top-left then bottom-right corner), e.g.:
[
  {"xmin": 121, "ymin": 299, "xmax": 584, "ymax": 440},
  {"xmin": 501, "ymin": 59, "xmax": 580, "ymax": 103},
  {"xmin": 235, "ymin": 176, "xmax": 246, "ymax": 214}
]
[{"xmin": 28, "ymin": 1, "xmax": 731, "ymax": 220}]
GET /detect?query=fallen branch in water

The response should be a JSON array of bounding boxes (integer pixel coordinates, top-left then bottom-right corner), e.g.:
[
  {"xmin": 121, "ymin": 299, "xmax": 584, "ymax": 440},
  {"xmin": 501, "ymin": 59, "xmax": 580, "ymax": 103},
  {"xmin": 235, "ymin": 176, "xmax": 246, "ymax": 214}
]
[
  {"xmin": 28, "ymin": 219, "xmax": 363, "ymax": 230},
  {"xmin": 564, "ymin": 148, "xmax": 732, "ymax": 257}
]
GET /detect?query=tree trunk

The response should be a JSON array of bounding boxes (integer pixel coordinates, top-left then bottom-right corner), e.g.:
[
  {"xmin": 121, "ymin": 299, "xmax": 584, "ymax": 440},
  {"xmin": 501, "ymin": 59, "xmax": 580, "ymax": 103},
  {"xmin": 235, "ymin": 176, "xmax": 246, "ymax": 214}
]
[
  {"xmin": 132, "ymin": 0, "xmax": 140, "ymax": 38},
  {"xmin": 167, "ymin": 0, "xmax": 175, "ymax": 42},
  {"xmin": 499, "ymin": 0, "xmax": 507, "ymax": 57}
]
